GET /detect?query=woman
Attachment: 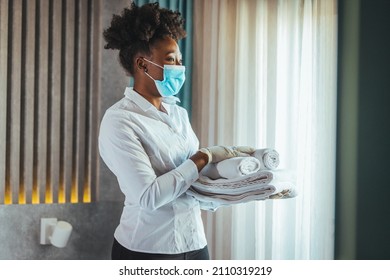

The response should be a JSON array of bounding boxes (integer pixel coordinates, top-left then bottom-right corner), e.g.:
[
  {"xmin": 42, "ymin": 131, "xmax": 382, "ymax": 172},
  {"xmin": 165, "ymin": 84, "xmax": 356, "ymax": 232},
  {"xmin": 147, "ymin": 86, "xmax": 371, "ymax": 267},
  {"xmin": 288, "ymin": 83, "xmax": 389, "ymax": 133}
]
[{"xmin": 100, "ymin": 2, "xmax": 254, "ymax": 260}]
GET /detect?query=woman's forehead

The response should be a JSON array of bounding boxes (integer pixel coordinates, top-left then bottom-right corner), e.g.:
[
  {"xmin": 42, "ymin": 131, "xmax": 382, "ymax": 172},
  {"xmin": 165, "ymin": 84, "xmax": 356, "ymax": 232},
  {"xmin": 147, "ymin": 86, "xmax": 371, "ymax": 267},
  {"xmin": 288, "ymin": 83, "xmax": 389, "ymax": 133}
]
[{"xmin": 151, "ymin": 37, "xmax": 182, "ymax": 56}]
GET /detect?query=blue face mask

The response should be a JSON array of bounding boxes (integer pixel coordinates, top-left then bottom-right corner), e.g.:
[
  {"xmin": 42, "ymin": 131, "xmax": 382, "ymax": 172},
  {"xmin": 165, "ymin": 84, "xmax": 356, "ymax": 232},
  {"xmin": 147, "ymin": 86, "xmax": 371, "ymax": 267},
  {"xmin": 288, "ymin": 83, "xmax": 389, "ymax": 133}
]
[{"xmin": 143, "ymin": 58, "xmax": 186, "ymax": 97}]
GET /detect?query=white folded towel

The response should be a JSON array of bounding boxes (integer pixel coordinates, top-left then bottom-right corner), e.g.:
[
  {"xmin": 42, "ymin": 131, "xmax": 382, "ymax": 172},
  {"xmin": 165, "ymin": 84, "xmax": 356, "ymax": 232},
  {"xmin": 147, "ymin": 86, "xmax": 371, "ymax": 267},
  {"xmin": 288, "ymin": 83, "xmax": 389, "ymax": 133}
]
[
  {"xmin": 187, "ymin": 169, "xmax": 297, "ymax": 211},
  {"xmin": 193, "ymin": 170, "xmax": 274, "ymax": 194},
  {"xmin": 188, "ymin": 180, "xmax": 297, "ymax": 211},
  {"xmin": 187, "ymin": 187, "xmax": 275, "ymax": 211},
  {"xmin": 201, "ymin": 156, "xmax": 262, "ymax": 180},
  {"xmin": 251, "ymin": 148, "xmax": 280, "ymax": 170}
]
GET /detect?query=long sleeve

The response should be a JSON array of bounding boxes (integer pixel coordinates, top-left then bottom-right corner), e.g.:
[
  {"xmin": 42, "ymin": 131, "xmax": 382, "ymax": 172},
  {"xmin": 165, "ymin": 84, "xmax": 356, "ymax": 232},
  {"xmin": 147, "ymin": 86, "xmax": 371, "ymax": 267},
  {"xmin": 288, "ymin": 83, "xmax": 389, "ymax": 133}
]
[
  {"xmin": 99, "ymin": 113, "xmax": 199, "ymax": 210},
  {"xmin": 98, "ymin": 87, "xmax": 207, "ymax": 254}
]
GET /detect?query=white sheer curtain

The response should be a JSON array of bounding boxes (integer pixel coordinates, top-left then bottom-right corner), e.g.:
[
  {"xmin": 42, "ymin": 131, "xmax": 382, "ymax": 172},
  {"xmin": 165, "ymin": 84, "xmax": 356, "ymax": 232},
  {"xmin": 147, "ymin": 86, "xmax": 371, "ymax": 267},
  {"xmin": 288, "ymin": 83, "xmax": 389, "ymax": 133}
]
[{"xmin": 192, "ymin": 0, "xmax": 337, "ymax": 259}]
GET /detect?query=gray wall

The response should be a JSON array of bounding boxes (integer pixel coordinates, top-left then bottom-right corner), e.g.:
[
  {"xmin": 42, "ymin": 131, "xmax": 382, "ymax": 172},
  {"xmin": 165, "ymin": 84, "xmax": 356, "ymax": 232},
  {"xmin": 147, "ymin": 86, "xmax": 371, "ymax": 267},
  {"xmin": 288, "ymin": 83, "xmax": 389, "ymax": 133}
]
[
  {"xmin": 0, "ymin": 0, "xmax": 129, "ymax": 260},
  {"xmin": 335, "ymin": 0, "xmax": 390, "ymax": 260}
]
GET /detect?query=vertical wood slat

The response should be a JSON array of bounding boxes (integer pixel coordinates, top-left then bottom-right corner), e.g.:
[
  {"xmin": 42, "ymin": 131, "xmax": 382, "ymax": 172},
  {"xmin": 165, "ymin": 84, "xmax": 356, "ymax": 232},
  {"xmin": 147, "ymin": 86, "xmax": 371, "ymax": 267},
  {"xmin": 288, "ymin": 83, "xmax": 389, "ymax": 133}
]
[
  {"xmin": 48, "ymin": 0, "xmax": 63, "ymax": 203},
  {"xmin": 9, "ymin": 0, "xmax": 23, "ymax": 204},
  {"xmin": 23, "ymin": 0, "xmax": 36, "ymax": 203},
  {"xmin": 37, "ymin": 0, "xmax": 49, "ymax": 203},
  {"xmin": 22, "ymin": 0, "xmax": 36, "ymax": 204},
  {"xmin": 19, "ymin": 0, "xmax": 26, "ymax": 204},
  {"xmin": 1, "ymin": 0, "xmax": 101, "ymax": 205},
  {"xmin": 88, "ymin": 0, "xmax": 101, "ymax": 202},
  {"xmin": 83, "ymin": 0, "xmax": 92, "ymax": 203},
  {"xmin": 0, "ymin": 0, "xmax": 9, "ymax": 204},
  {"xmin": 72, "ymin": 0, "xmax": 88, "ymax": 203},
  {"xmin": 62, "ymin": 0, "xmax": 75, "ymax": 204},
  {"xmin": 32, "ymin": 0, "xmax": 40, "ymax": 203}
]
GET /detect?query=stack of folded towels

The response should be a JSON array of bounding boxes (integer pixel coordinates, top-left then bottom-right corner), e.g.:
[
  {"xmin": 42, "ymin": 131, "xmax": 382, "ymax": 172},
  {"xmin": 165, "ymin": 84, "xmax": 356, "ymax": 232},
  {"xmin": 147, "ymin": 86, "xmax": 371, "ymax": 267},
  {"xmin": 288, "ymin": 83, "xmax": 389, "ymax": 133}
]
[{"xmin": 186, "ymin": 148, "xmax": 297, "ymax": 211}]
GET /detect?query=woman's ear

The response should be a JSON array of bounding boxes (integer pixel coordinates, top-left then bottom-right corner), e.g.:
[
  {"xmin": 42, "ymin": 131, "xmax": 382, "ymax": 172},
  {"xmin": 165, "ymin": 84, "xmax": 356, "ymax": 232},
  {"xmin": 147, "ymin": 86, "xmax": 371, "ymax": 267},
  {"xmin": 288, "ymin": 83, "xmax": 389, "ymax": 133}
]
[{"xmin": 135, "ymin": 57, "xmax": 147, "ymax": 72}]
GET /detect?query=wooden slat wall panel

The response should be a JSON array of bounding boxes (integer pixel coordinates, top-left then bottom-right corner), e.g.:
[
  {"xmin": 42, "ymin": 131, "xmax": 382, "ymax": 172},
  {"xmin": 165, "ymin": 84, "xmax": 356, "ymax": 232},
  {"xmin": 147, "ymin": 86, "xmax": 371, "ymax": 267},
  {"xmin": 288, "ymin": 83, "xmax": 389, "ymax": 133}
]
[
  {"xmin": 62, "ymin": 0, "xmax": 75, "ymax": 204},
  {"xmin": 48, "ymin": 0, "xmax": 63, "ymax": 203},
  {"xmin": 0, "ymin": 0, "xmax": 9, "ymax": 204},
  {"xmin": 9, "ymin": 0, "xmax": 22, "ymax": 204},
  {"xmin": 83, "ymin": 0, "xmax": 92, "ymax": 203},
  {"xmin": 88, "ymin": 0, "xmax": 101, "ymax": 202},
  {"xmin": 38, "ymin": 0, "xmax": 49, "ymax": 203},
  {"xmin": 73, "ymin": 0, "xmax": 88, "ymax": 203},
  {"xmin": 32, "ymin": 0, "xmax": 41, "ymax": 204},
  {"xmin": 22, "ymin": 0, "xmax": 36, "ymax": 204},
  {"xmin": 0, "ymin": 0, "xmax": 101, "ymax": 205}
]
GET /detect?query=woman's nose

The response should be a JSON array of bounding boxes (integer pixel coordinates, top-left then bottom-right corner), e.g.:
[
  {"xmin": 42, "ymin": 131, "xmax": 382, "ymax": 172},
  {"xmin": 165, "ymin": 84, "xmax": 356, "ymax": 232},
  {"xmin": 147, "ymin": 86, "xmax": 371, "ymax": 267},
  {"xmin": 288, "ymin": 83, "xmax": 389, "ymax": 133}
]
[{"xmin": 176, "ymin": 59, "xmax": 182, "ymax": 66}]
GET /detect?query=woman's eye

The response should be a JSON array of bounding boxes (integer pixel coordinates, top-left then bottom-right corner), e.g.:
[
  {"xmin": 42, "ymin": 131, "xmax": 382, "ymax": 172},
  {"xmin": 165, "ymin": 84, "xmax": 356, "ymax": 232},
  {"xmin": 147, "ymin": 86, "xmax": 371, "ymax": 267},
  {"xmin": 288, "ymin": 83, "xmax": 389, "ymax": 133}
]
[{"xmin": 166, "ymin": 57, "xmax": 183, "ymax": 64}]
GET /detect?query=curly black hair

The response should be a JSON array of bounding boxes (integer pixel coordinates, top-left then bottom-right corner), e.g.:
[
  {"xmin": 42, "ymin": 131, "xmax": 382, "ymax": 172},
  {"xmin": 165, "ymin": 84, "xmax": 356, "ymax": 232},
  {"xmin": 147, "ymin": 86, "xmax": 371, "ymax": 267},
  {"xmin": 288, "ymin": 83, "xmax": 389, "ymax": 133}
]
[{"xmin": 103, "ymin": 2, "xmax": 187, "ymax": 76}]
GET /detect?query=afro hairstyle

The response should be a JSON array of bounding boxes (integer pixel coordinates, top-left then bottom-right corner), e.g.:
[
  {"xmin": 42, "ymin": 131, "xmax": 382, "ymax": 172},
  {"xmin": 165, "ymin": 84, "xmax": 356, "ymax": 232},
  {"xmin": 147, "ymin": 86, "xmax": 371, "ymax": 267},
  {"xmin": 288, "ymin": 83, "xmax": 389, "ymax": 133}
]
[{"xmin": 103, "ymin": 2, "xmax": 187, "ymax": 76}]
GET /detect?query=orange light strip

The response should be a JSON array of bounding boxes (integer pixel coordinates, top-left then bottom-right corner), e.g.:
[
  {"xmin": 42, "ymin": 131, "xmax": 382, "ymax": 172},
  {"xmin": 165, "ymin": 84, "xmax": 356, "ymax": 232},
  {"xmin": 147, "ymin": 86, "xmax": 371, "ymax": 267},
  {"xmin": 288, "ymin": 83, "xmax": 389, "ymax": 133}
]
[{"xmin": 3, "ymin": 183, "xmax": 93, "ymax": 204}]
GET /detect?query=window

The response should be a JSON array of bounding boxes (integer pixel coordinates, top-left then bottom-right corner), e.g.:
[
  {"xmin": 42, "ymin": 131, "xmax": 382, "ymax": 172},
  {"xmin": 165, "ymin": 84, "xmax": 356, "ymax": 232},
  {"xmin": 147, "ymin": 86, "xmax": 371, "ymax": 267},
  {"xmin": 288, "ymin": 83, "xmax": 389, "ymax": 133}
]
[{"xmin": 193, "ymin": 0, "xmax": 337, "ymax": 259}]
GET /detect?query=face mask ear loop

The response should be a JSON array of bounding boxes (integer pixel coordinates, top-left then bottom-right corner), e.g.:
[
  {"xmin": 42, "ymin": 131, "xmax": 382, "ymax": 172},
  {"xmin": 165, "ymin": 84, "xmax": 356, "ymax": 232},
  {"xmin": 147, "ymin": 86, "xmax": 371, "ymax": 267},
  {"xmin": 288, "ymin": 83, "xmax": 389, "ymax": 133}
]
[
  {"xmin": 144, "ymin": 70, "xmax": 156, "ymax": 81},
  {"xmin": 143, "ymin": 58, "xmax": 164, "ymax": 70}
]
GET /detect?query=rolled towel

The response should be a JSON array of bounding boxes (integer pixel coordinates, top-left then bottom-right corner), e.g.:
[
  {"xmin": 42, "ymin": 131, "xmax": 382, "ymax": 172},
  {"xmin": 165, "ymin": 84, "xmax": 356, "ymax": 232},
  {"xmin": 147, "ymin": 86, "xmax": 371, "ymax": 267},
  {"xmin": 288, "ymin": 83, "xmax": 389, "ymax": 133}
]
[
  {"xmin": 252, "ymin": 148, "xmax": 280, "ymax": 170},
  {"xmin": 201, "ymin": 156, "xmax": 262, "ymax": 180}
]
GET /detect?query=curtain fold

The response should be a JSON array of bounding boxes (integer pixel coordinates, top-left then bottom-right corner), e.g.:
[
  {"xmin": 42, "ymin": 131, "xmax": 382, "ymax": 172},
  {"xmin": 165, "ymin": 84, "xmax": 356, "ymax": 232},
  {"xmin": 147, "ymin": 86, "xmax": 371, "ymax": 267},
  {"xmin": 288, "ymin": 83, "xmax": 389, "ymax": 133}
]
[{"xmin": 193, "ymin": 0, "xmax": 337, "ymax": 260}]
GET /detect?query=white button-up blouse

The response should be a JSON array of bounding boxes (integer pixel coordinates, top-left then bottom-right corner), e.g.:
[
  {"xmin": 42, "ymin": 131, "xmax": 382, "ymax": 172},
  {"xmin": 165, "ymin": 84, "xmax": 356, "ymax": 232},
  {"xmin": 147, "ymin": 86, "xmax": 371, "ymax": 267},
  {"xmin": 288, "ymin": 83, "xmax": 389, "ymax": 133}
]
[{"xmin": 98, "ymin": 87, "xmax": 207, "ymax": 254}]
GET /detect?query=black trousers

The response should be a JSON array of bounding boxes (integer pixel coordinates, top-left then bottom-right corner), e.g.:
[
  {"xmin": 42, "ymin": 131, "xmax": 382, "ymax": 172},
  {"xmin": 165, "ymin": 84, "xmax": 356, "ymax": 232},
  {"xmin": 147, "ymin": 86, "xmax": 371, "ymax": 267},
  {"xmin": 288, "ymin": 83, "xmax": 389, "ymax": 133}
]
[{"xmin": 111, "ymin": 238, "xmax": 210, "ymax": 260}]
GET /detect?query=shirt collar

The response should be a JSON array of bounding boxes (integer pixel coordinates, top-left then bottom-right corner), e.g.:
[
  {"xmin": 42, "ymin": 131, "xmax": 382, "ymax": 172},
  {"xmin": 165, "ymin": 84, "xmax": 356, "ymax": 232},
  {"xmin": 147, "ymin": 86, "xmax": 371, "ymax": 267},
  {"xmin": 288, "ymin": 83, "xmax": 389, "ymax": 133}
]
[
  {"xmin": 162, "ymin": 96, "xmax": 180, "ymax": 115},
  {"xmin": 162, "ymin": 96, "xmax": 181, "ymax": 105},
  {"xmin": 124, "ymin": 87, "xmax": 155, "ymax": 112},
  {"xmin": 124, "ymin": 87, "xmax": 180, "ymax": 114}
]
